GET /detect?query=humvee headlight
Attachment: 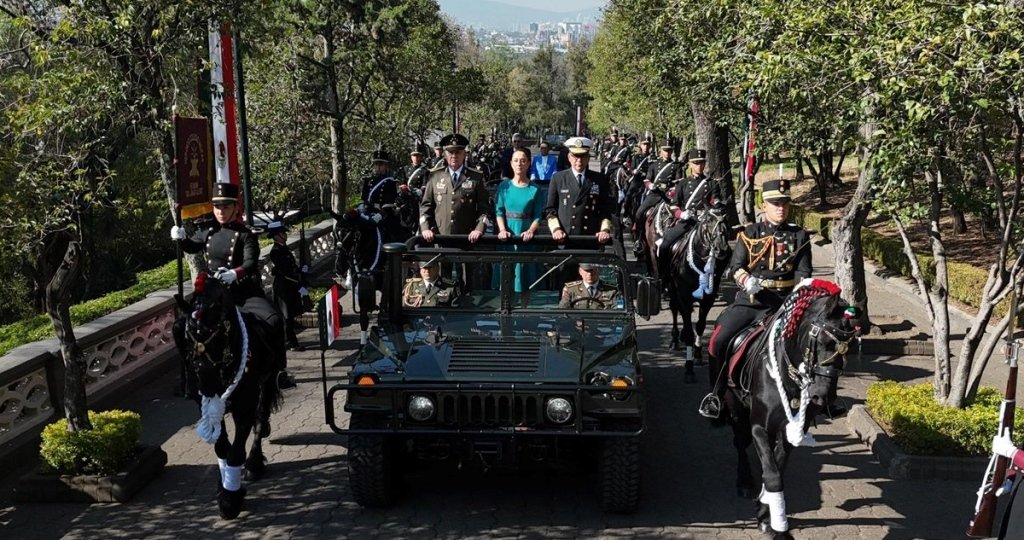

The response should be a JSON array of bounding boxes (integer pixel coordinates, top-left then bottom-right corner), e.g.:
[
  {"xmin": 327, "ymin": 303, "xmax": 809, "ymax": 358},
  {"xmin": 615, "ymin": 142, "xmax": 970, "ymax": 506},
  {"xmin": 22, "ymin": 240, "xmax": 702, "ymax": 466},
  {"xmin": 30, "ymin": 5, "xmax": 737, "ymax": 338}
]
[
  {"xmin": 610, "ymin": 376, "xmax": 633, "ymax": 401},
  {"xmin": 408, "ymin": 395, "xmax": 435, "ymax": 421},
  {"xmin": 545, "ymin": 397, "xmax": 574, "ymax": 424}
]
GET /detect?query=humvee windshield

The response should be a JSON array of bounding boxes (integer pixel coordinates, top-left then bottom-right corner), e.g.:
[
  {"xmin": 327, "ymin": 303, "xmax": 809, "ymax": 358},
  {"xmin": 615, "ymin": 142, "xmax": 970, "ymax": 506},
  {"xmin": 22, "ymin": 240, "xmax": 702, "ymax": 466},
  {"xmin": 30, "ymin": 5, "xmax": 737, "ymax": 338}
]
[{"xmin": 399, "ymin": 253, "xmax": 627, "ymax": 313}]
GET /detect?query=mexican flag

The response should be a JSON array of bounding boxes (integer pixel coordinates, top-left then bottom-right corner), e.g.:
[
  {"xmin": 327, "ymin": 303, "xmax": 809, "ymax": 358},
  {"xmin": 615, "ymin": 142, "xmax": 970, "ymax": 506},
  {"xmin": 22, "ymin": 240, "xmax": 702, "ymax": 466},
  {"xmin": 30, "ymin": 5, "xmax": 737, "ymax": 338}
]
[{"xmin": 318, "ymin": 285, "xmax": 342, "ymax": 349}]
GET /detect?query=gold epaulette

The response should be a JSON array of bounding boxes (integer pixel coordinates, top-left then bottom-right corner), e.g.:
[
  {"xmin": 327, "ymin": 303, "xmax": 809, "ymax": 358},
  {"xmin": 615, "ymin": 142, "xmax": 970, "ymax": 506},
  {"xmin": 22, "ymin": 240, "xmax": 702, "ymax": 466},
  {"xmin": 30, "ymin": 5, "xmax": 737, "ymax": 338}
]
[{"xmin": 565, "ymin": 280, "xmax": 583, "ymax": 287}]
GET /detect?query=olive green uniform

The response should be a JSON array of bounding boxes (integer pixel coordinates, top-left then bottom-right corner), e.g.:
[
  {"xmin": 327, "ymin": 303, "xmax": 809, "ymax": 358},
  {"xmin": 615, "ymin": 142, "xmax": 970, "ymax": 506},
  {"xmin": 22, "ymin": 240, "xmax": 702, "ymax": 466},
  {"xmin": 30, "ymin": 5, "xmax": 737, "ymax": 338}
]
[
  {"xmin": 418, "ymin": 165, "xmax": 491, "ymax": 235},
  {"xmin": 559, "ymin": 280, "xmax": 619, "ymax": 309},
  {"xmin": 402, "ymin": 277, "xmax": 459, "ymax": 307}
]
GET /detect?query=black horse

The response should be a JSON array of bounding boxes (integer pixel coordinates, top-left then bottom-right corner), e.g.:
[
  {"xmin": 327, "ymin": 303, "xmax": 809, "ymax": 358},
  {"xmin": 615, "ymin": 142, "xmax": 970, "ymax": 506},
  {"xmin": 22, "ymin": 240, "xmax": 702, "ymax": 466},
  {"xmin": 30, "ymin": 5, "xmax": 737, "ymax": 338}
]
[
  {"xmin": 705, "ymin": 280, "xmax": 860, "ymax": 538},
  {"xmin": 176, "ymin": 272, "xmax": 284, "ymax": 519},
  {"xmin": 330, "ymin": 207, "xmax": 387, "ymax": 345},
  {"xmin": 662, "ymin": 206, "xmax": 732, "ymax": 381}
]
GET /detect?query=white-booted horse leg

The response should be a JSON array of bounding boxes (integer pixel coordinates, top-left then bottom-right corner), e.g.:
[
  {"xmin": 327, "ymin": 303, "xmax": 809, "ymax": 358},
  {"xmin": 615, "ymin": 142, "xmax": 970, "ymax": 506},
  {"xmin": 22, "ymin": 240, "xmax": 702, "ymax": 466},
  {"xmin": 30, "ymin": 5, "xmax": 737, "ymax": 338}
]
[{"xmin": 751, "ymin": 424, "xmax": 788, "ymax": 533}]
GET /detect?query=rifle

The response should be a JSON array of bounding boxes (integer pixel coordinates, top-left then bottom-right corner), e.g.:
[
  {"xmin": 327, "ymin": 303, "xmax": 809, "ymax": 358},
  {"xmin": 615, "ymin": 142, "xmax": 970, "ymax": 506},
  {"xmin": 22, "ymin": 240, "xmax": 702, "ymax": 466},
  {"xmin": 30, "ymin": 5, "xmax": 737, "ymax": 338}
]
[{"xmin": 967, "ymin": 283, "xmax": 1021, "ymax": 537}]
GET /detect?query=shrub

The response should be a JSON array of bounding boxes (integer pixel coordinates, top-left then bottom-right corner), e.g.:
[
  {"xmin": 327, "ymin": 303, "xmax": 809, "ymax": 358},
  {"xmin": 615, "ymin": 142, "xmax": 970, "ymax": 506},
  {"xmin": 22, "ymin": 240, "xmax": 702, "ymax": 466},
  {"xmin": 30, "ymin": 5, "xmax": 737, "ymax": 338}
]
[
  {"xmin": 866, "ymin": 381, "xmax": 1024, "ymax": 457},
  {"xmin": 39, "ymin": 410, "xmax": 143, "ymax": 475}
]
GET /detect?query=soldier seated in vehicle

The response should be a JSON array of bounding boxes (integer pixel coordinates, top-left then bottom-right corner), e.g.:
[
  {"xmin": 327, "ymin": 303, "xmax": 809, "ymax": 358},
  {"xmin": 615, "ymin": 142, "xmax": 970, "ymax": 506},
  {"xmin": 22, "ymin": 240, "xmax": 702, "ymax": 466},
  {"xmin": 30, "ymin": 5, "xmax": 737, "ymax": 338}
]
[
  {"xmin": 559, "ymin": 263, "xmax": 620, "ymax": 310},
  {"xmin": 402, "ymin": 259, "xmax": 460, "ymax": 307}
]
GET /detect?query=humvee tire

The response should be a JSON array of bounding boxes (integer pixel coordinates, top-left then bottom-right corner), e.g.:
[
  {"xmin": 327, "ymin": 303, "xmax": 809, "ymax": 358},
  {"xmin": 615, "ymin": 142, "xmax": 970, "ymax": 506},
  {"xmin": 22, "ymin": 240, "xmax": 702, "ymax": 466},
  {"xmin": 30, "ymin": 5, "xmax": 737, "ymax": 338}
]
[
  {"xmin": 348, "ymin": 413, "xmax": 399, "ymax": 507},
  {"xmin": 599, "ymin": 422, "xmax": 641, "ymax": 513}
]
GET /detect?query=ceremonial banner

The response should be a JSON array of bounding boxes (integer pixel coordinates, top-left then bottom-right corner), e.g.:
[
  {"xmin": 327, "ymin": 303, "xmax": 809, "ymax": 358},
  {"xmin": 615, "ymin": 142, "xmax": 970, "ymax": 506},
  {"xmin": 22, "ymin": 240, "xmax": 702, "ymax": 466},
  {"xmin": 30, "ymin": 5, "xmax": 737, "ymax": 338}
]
[
  {"xmin": 741, "ymin": 94, "xmax": 759, "ymax": 188},
  {"xmin": 208, "ymin": 22, "xmax": 241, "ymax": 190},
  {"xmin": 174, "ymin": 116, "xmax": 212, "ymax": 220},
  {"xmin": 318, "ymin": 285, "xmax": 343, "ymax": 350}
]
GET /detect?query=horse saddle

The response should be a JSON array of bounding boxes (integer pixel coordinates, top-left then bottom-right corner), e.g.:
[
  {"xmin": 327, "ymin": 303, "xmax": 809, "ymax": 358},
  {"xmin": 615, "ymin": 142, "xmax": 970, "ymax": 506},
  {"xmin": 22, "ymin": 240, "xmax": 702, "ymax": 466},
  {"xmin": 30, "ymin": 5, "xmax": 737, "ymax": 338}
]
[{"xmin": 726, "ymin": 323, "xmax": 767, "ymax": 388}]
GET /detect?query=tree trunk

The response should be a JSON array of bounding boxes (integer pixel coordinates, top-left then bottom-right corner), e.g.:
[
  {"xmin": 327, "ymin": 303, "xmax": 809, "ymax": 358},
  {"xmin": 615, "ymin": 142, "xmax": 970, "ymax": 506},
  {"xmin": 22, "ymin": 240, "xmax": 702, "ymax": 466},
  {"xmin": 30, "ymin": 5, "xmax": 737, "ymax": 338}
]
[
  {"xmin": 691, "ymin": 101, "xmax": 738, "ymax": 227},
  {"xmin": 831, "ymin": 146, "xmax": 875, "ymax": 333},
  {"xmin": 795, "ymin": 144, "xmax": 805, "ymax": 181},
  {"xmin": 323, "ymin": 34, "xmax": 348, "ymax": 213},
  {"xmin": 957, "ymin": 269, "xmax": 1021, "ymax": 406},
  {"xmin": 925, "ymin": 169, "xmax": 953, "ymax": 403},
  {"xmin": 45, "ymin": 238, "xmax": 91, "ymax": 432},
  {"xmin": 815, "ymin": 153, "xmax": 828, "ymax": 207}
]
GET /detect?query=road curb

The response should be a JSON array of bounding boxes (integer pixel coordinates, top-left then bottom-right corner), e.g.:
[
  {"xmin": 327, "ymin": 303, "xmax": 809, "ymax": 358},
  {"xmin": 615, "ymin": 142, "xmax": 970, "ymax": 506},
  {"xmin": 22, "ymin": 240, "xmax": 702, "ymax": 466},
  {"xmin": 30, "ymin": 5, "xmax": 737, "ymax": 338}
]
[
  {"xmin": 860, "ymin": 338, "xmax": 933, "ymax": 356},
  {"xmin": 846, "ymin": 404, "xmax": 987, "ymax": 480}
]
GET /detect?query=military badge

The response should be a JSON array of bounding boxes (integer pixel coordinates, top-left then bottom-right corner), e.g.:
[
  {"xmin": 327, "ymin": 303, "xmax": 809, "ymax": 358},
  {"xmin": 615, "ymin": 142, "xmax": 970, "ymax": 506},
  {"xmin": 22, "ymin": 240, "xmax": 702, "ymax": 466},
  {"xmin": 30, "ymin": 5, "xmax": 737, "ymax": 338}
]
[
  {"xmin": 590, "ymin": 184, "xmax": 600, "ymax": 195},
  {"xmin": 461, "ymin": 180, "xmax": 473, "ymax": 190}
]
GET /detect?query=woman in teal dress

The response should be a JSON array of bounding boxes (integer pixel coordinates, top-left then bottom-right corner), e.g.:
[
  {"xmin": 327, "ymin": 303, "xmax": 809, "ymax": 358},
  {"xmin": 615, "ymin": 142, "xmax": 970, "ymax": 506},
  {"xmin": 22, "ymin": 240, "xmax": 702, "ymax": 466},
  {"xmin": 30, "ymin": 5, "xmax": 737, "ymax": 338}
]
[{"xmin": 495, "ymin": 147, "xmax": 544, "ymax": 306}]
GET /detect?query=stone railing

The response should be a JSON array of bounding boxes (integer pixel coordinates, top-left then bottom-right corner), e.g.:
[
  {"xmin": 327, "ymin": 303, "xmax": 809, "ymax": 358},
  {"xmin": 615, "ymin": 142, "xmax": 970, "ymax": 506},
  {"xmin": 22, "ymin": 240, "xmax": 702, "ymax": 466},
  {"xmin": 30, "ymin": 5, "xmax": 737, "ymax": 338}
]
[{"xmin": 0, "ymin": 218, "xmax": 336, "ymax": 458}]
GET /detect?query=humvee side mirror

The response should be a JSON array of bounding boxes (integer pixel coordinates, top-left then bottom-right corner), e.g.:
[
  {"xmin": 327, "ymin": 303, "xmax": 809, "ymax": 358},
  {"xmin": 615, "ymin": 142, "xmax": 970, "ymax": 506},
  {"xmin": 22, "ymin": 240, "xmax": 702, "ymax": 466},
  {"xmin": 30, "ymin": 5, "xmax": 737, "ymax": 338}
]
[{"xmin": 634, "ymin": 277, "xmax": 660, "ymax": 320}]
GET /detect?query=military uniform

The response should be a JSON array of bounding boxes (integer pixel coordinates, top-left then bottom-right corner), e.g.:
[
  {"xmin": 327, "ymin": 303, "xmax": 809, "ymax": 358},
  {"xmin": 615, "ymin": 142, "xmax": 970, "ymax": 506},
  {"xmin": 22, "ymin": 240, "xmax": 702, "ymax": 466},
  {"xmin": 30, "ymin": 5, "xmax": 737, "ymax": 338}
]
[
  {"xmin": 402, "ymin": 277, "xmax": 459, "ymax": 307},
  {"xmin": 623, "ymin": 150, "xmax": 654, "ymax": 221},
  {"xmin": 646, "ymin": 157, "xmax": 681, "ymax": 188},
  {"xmin": 360, "ymin": 173, "xmax": 399, "ymax": 208},
  {"xmin": 404, "ymin": 163, "xmax": 430, "ymax": 190},
  {"xmin": 559, "ymin": 280, "xmax": 619, "ymax": 309},
  {"xmin": 419, "ymin": 165, "xmax": 491, "ymax": 235},
  {"xmin": 181, "ymin": 220, "xmax": 264, "ymax": 304},
  {"xmin": 544, "ymin": 168, "xmax": 615, "ymax": 236},
  {"xmin": 269, "ymin": 237, "xmax": 304, "ymax": 349},
  {"xmin": 708, "ymin": 216, "xmax": 812, "ymax": 361}
]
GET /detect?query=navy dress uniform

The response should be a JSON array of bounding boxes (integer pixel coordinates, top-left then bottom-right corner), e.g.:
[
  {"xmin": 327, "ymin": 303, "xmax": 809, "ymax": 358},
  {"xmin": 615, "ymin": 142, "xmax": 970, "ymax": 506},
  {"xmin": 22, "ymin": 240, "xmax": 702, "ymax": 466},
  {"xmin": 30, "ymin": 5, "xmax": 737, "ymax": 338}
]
[
  {"xmin": 707, "ymin": 179, "xmax": 812, "ymax": 362},
  {"xmin": 418, "ymin": 134, "xmax": 492, "ymax": 237},
  {"xmin": 360, "ymin": 149, "xmax": 399, "ymax": 208},
  {"xmin": 544, "ymin": 137, "xmax": 615, "ymax": 237}
]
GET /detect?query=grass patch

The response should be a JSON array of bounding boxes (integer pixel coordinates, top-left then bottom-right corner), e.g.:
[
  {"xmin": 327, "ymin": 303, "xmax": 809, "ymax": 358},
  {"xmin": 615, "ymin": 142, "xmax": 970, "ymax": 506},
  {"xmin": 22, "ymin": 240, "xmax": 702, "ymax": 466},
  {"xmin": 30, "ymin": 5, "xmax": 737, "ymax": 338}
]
[{"xmin": 866, "ymin": 381, "xmax": 1024, "ymax": 457}]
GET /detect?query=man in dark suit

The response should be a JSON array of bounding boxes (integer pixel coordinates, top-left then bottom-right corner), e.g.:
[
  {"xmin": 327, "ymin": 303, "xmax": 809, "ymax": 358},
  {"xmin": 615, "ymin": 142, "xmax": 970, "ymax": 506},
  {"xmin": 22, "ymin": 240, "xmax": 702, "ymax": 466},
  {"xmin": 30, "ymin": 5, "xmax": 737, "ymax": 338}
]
[{"xmin": 544, "ymin": 136, "xmax": 615, "ymax": 244}]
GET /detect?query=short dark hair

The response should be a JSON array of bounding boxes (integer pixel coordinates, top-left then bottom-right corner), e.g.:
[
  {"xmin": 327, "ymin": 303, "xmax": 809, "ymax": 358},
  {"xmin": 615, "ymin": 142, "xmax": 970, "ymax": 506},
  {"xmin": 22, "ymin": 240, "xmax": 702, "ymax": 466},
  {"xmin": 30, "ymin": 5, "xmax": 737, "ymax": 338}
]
[{"xmin": 512, "ymin": 147, "xmax": 532, "ymax": 160}]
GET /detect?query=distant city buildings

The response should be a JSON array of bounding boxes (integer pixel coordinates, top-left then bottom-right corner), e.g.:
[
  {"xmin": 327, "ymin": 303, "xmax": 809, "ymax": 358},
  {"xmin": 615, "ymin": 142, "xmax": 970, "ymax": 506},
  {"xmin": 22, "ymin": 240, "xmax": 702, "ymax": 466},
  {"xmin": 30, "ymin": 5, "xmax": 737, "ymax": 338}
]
[{"xmin": 468, "ymin": 18, "xmax": 597, "ymax": 54}]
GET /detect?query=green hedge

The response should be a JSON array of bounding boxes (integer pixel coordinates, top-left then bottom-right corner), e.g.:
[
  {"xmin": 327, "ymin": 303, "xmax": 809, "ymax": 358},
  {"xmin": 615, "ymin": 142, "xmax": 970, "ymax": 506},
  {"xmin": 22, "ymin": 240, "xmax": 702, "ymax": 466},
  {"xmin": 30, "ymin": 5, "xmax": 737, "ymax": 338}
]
[
  {"xmin": 791, "ymin": 205, "xmax": 1010, "ymax": 319},
  {"xmin": 40, "ymin": 409, "xmax": 142, "ymax": 474},
  {"xmin": 0, "ymin": 261, "xmax": 178, "ymax": 356},
  {"xmin": 0, "ymin": 214, "xmax": 332, "ymax": 357},
  {"xmin": 866, "ymin": 381, "xmax": 1023, "ymax": 456}
]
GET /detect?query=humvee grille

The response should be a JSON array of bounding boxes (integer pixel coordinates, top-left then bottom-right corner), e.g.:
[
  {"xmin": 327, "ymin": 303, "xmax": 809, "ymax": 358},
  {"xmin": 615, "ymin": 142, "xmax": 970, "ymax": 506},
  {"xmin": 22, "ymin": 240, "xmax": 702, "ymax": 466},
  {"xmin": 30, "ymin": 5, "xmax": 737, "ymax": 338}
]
[
  {"xmin": 437, "ymin": 393, "xmax": 544, "ymax": 427},
  {"xmin": 448, "ymin": 337, "xmax": 540, "ymax": 374}
]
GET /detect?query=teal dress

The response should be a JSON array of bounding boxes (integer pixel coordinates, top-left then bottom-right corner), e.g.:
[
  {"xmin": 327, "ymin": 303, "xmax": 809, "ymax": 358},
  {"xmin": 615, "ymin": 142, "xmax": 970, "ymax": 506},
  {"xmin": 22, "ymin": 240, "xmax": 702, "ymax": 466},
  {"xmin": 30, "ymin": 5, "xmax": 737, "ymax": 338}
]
[{"xmin": 493, "ymin": 179, "xmax": 544, "ymax": 292}]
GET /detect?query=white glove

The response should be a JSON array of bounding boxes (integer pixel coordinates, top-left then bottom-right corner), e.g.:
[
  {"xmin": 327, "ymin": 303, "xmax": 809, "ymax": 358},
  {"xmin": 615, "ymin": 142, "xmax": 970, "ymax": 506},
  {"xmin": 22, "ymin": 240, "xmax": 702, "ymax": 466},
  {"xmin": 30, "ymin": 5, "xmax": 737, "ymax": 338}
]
[
  {"xmin": 993, "ymin": 429, "xmax": 1019, "ymax": 459},
  {"xmin": 301, "ymin": 265, "xmax": 309, "ymax": 273},
  {"xmin": 743, "ymin": 276, "xmax": 762, "ymax": 295},
  {"xmin": 370, "ymin": 213, "xmax": 383, "ymax": 223},
  {"xmin": 681, "ymin": 209, "xmax": 693, "ymax": 221},
  {"xmin": 215, "ymin": 267, "xmax": 238, "ymax": 285},
  {"xmin": 170, "ymin": 225, "xmax": 186, "ymax": 241},
  {"xmin": 298, "ymin": 287, "xmax": 309, "ymax": 297}
]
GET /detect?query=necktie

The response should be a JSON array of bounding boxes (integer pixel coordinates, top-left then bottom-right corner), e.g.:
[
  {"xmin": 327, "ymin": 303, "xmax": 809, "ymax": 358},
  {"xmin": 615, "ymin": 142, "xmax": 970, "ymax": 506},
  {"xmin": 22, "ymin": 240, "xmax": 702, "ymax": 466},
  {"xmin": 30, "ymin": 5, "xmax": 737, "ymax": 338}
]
[
  {"xmin": 589, "ymin": 286, "xmax": 597, "ymax": 297},
  {"xmin": 425, "ymin": 283, "xmax": 432, "ymax": 294},
  {"xmin": 577, "ymin": 173, "xmax": 584, "ymax": 186},
  {"xmin": 452, "ymin": 172, "xmax": 459, "ymax": 185}
]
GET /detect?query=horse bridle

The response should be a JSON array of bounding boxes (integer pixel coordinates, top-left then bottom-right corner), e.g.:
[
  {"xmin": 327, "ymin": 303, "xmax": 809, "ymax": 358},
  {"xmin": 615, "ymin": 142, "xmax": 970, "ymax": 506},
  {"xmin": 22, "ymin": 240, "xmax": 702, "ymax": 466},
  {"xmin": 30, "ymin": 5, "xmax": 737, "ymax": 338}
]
[
  {"xmin": 797, "ymin": 320, "xmax": 858, "ymax": 381},
  {"xmin": 186, "ymin": 304, "xmax": 234, "ymax": 372}
]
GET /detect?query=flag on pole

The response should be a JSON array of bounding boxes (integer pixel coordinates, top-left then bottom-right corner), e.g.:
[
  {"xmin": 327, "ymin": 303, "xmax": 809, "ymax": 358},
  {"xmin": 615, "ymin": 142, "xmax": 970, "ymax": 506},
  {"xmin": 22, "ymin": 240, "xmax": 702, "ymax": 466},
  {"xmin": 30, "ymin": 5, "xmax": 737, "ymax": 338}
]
[
  {"xmin": 741, "ymin": 94, "xmax": 759, "ymax": 188},
  {"xmin": 208, "ymin": 21, "xmax": 241, "ymax": 193},
  {"xmin": 318, "ymin": 285, "xmax": 343, "ymax": 350}
]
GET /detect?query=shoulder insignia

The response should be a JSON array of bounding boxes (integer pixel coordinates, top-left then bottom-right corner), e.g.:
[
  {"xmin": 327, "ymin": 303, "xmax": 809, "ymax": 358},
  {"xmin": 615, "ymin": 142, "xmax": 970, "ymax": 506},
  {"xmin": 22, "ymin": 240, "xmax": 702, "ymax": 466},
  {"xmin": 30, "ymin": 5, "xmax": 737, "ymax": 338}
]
[
  {"xmin": 429, "ymin": 164, "xmax": 446, "ymax": 172},
  {"xmin": 464, "ymin": 166, "xmax": 482, "ymax": 175},
  {"xmin": 566, "ymin": 280, "xmax": 583, "ymax": 287},
  {"xmin": 405, "ymin": 277, "xmax": 420, "ymax": 283}
]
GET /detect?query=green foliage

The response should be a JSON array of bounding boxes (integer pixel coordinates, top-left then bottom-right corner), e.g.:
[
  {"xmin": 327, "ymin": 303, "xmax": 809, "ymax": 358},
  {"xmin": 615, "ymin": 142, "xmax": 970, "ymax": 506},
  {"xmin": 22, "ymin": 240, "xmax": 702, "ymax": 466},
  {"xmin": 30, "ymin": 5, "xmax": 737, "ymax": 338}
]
[
  {"xmin": 40, "ymin": 410, "xmax": 142, "ymax": 474},
  {"xmin": 866, "ymin": 381, "xmax": 1024, "ymax": 457},
  {"xmin": 0, "ymin": 261, "xmax": 177, "ymax": 356}
]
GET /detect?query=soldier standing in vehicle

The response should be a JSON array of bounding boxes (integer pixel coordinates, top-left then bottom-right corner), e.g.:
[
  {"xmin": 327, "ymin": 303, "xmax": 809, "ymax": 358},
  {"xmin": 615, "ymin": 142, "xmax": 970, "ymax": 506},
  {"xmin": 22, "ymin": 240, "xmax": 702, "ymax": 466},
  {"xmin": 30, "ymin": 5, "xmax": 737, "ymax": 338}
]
[
  {"xmin": 419, "ymin": 133, "xmax": 491, "ymax": 244},
  {"xmin": 402, "ymin": 259, "xmax": 460, "ymax": 307},
  {"xmin": 559, "ymin": 263, "xmax": 620, "ymax": 309},
  {"xmin": 544, "ymin": 136, "xmax": 615, "ymax": 244}
]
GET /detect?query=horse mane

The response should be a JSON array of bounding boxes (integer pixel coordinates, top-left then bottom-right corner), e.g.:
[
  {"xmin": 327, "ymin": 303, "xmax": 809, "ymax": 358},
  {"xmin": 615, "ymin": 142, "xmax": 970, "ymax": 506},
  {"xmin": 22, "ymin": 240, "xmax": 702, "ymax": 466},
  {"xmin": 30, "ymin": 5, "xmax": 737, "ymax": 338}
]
[{"xmin": 741, "ymin": 279, "xmax": 843, "ymax": 369}]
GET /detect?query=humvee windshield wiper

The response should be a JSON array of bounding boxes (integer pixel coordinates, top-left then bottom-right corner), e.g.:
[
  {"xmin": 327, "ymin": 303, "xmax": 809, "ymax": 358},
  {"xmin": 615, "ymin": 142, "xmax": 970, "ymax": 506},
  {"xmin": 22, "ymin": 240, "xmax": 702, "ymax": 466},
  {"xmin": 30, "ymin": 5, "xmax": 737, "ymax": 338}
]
[{"xmin": 529, "ymin": 255, "xmax": 573, "ymax": 291}]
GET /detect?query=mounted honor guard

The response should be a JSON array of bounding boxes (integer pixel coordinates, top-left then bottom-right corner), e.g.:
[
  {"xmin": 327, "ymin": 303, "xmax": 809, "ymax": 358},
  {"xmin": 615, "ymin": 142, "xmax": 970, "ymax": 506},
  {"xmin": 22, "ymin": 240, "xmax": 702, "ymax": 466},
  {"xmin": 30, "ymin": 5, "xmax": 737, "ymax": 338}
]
[
  {"xmin": 430, "ymin": 140, "xmax": 446, "ymax": 169},
  {"xmin": 403, "ymin": 143, "xmax": 430, "ymax": 191},
  {"xmin": 623, "ymin": 136, "xmax": 655, "ymax": 228},
  {"xmin": 655, "ymin": 148, "xmax": 723, "ymax": 277},
  {"xmin": 707, "ymin": 179, "xmax": 812, "ymax": 363}
]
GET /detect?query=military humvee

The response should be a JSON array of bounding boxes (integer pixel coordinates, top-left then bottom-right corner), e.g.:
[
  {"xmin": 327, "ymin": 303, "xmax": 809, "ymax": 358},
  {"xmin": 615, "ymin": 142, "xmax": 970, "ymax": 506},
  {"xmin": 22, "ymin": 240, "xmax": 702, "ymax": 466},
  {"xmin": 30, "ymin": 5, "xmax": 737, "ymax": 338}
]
[{"xmin": 324, "ymin": 235, "xmax": 659, "ymax": 513}]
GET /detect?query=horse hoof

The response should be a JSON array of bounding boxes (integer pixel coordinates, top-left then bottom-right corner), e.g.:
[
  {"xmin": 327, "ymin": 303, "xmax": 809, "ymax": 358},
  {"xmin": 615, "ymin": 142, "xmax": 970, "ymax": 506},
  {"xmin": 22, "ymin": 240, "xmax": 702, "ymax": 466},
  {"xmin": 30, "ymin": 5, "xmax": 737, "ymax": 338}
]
[
  {"xmin": 244, "ymin": 456, "xmax": 267, "ymax": 481},
  {"xmin": 218, "ymin": 486, "xmax": 246, "ymax": 520}
]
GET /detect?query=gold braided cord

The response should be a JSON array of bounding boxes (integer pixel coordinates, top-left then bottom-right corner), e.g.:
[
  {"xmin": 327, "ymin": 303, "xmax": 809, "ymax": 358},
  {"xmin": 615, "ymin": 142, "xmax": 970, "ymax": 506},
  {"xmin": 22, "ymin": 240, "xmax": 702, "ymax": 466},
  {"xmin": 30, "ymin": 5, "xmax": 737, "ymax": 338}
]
[{"xmin": 738, "ymin": 231, "xmax": 776, "ymax": 270}]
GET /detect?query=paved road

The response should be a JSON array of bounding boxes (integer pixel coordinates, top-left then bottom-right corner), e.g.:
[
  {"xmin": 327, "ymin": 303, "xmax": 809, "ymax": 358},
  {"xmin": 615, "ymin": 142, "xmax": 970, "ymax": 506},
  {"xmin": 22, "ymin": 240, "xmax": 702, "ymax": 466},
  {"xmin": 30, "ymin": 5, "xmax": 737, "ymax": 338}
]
[{"xmin": 0, "ymin": 235, "xmax": 990, "ymax": 538}]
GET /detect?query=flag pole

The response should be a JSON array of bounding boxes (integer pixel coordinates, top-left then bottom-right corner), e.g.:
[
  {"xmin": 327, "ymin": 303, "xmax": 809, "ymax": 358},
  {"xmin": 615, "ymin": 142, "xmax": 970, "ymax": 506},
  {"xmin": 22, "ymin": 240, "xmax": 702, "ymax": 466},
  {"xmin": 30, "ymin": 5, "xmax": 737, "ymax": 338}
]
[{"xmin": 233, "ymin": 28, "xmax": 255, "ymax": 228}]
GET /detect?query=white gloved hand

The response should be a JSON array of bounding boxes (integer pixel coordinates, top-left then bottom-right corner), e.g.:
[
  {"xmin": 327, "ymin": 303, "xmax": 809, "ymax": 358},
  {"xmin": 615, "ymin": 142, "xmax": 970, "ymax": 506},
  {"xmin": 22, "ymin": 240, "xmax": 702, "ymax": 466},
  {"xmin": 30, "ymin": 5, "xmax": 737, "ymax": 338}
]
[
  {"xmin": 681, "ymin": 209, "xmax": 693, "ymax": 221},
  {"xmin": 215, "ymin": 267, "xmax": 238, "ymax": 285},
  {"xmin": 743, "ymin": 276, "xmax": 762, "ymax": 295},
  {"xmin": 170, "ymin": 225, "xmax": 186, "ymax": 241},
  {"xmin": 370, "ymin": 213, "xmax": 383, "ymax": 223},
  {"xmin": 298, "ymin": 287, "xmax": 309, "ymax": 297},
  {"xmin": 993, "ymin": 429, "xmax": 1019, "ymax": 459}
]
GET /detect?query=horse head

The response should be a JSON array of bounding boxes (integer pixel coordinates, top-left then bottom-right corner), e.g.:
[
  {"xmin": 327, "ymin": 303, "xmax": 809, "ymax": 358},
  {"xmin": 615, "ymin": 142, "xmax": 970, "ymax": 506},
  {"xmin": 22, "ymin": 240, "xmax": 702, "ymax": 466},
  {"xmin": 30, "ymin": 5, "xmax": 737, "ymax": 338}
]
[
  {"xmin": 695, "ymin": 206, "xmax": 731, "ymax": 262},
  {"xmin": 777, "ymin": 280, "xmax": 861, "ymax": 417},
  {"xmin": 185, "ymin": 272, "xmax": 242, "ymax": 398}
]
